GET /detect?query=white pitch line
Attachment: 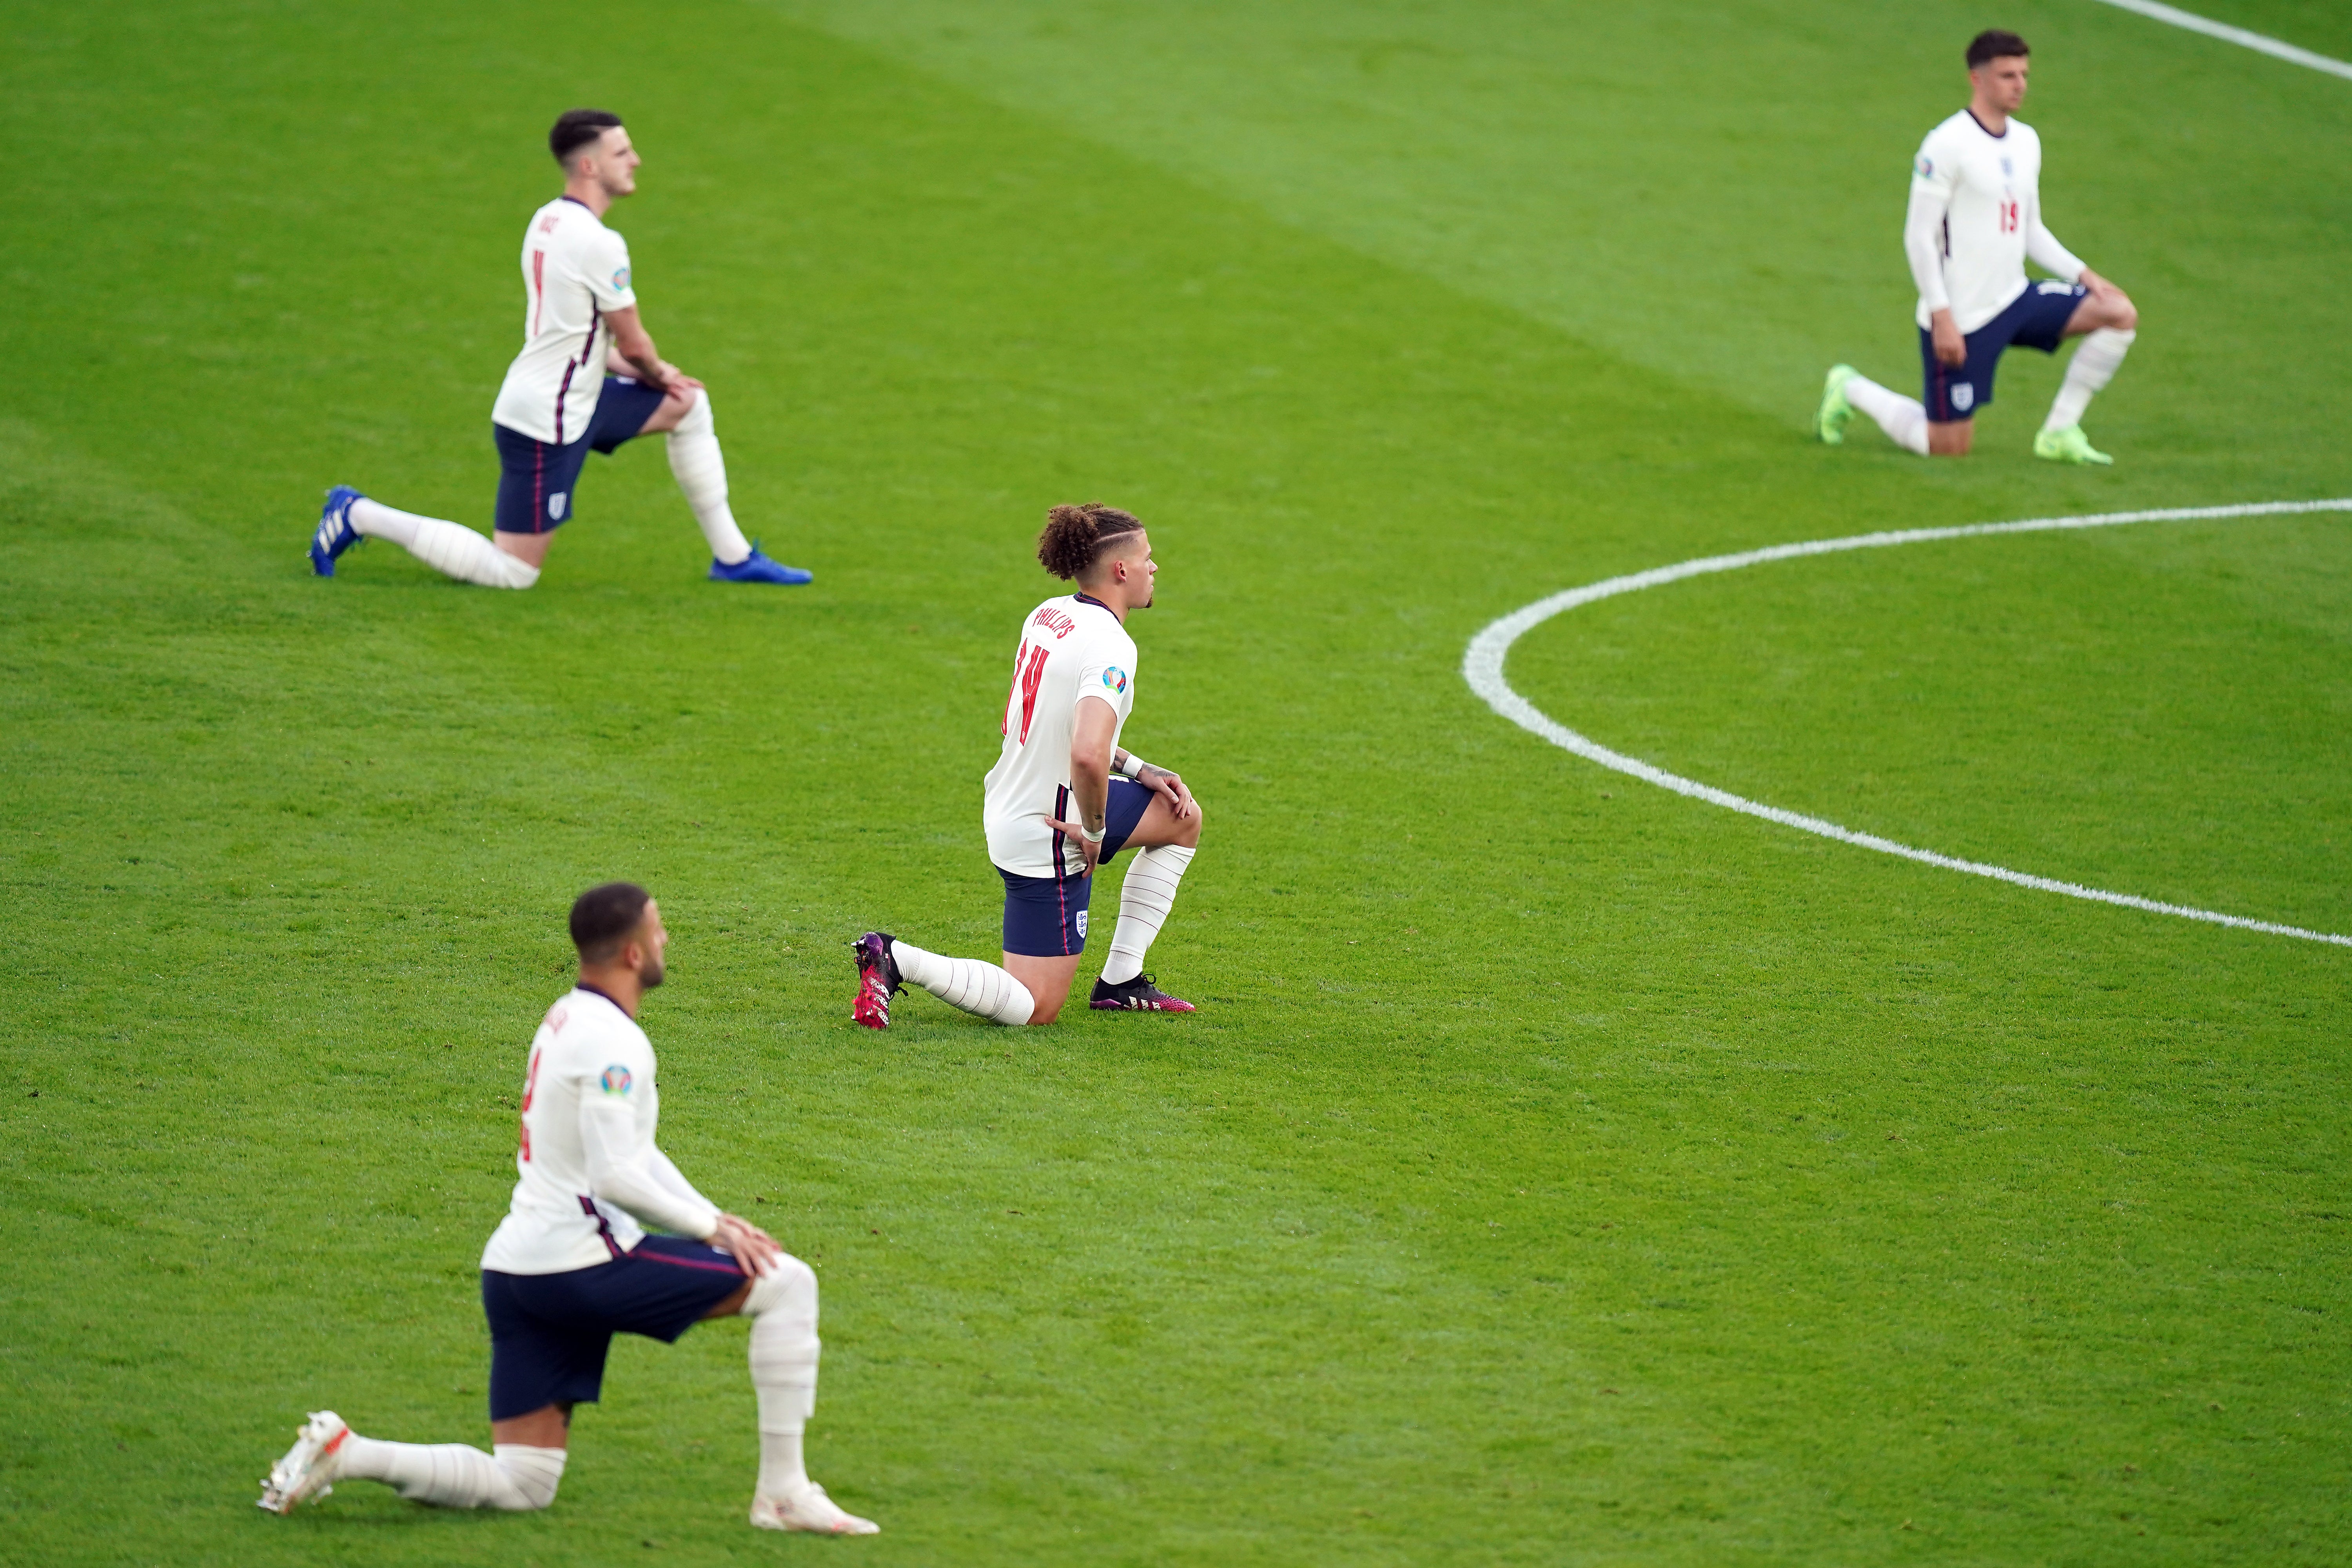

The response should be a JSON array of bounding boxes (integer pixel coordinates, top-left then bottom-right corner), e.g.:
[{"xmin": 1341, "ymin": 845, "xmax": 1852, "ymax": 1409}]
[
  {"xmin": 1463, "ymin": 499, "xmax": 2352, "ymax": 947},
  {"xmin": 2086, "ymin": 0, "xmax": 2352, "ymax": 81}
]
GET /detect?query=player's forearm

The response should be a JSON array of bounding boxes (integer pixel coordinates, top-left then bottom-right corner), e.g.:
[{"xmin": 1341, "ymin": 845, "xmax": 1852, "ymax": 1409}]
[
  {"xmin": 590, "ymin": 1158, "xmax": 720, "ymax": 1238},
  {"xmin": 2025, "ymin": 220, "xmax": 2086, "ymax": 284},
  {"xmin": 612, "ymin": 332, "xmax": 666, "ymax": 383},
  {"xmin": 604, "ymin": 307, "xmax": 667, "ymax": 383},
  {"xmin": 1069, "ymin": 753, "xmax": 1111, "ymax": 835},
  {"xmin": 579, "ymin": 1105, "xmax": 719, "ymax": 1238},
  {"xmin": 644, "ymin": 1143, "xmax": 718, "ymax": 1216},
  {"xmin": 1902, "ymin": 189, "xmax": 1951, "ymax": 314}
]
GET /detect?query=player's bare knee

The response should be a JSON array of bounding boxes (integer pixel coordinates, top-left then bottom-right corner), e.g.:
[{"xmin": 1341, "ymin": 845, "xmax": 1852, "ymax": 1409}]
[
  {"xmin": 1176, "ymin": 798, "xmax": 1204, "ymax": 848},
  {"xmin": 2109, "ymin": 296, "xmax": 2139, "ymax": 332}
]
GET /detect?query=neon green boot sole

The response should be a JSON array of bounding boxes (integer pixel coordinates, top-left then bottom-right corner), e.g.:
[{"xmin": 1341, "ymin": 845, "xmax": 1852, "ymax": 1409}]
[
  {"xmin": 2034, "ymin": 423, "xmax": 2113, "ymax": 465},
  {"xmin": 1815, "ymin": 365, "xmax": 1859, "ymax": 445}
]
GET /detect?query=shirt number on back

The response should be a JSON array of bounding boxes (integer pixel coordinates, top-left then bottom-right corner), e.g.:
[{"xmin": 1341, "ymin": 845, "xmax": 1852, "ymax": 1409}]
[{"xmin": 1005, "ymin": 643, "xmax": 1049, "ymax": 743}]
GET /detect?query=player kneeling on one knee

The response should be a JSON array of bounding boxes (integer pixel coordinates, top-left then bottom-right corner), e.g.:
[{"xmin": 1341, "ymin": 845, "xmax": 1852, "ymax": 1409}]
[
  {"xmin": 259, "ymin": 883, "xmax": 875, "ymax": 1535},
  {"xmin": 1816, "ymin": 29, "xmax": 2138, "ymax": 466},
  {"xmin": 852, "ymin": 501, "xmax": 1204, "ymax": 1028},
  {"xmin": 306, "ymin": 108, "xmax": 811, "ymax": 587}
]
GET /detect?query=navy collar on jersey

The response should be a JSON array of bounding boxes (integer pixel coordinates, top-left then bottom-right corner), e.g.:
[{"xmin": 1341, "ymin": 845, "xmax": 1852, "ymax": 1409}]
[
  {"xmin": 574, "ymin": 980, "xmax": 629, "ymax": 1013},
  {"xmin": 1073, "ymin": 592, "xmax": 1115, "ymax": 614},
  {"xmin": 1965, "ymin": 108, "xmax": 2009, "ymax": 140},
  {"xmin": 560, "ymin": 194, "xmax": 595, "ymax": 211}
]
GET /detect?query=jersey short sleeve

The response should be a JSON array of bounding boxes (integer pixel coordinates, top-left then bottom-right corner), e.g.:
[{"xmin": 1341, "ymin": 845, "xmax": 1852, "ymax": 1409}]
[
  {"xmin": 585, "ymin": 227, "xmax": 637, "ymax": 312},
  {"xmin": 1072, "ymin": 634, "xmax": 1136, "ymax": 721}
]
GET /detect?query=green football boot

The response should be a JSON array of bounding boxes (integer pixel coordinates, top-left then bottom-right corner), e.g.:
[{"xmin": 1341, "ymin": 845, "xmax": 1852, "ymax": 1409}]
[
  {"xmin": 1815, "ymin": 364, "xmax": 1860, "ymax": 445},
  {"xmin": 2033, "ymin": 423, "xmax": 2113, "ymax": 465}
]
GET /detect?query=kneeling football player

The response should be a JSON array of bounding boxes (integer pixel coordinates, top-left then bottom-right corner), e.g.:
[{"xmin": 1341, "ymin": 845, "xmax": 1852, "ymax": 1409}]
[
  {"xmin": 307, "ymin": 109, "xmax": 809, "ymax": 588},
  {"xmin": 853, "ymin": 503, "xmax": 1204, "ymax": 1028},
  {"xmin": 1816, "ymin": 31, "xmax": 2139, "ymax": 463},
  {"xmin": 260, "ymin": 884, "xmax": 875, "ymax": 1535}
]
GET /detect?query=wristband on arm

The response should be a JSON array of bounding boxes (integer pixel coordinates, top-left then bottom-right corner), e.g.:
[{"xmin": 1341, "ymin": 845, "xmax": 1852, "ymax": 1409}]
[{"xmin": 1116, "ymin": 753, "xmax": 1155, "ymax": 781}]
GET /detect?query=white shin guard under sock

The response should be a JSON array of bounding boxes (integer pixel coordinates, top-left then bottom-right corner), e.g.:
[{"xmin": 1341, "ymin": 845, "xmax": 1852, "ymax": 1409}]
[
  {"xmin": 338, "ymin": 1434, "xmax": 565, "ymax": 1510},
  {"xmin": 1100, "ymin": 844, "xmax": 1195, "ymax": 986},
  {"xmin": 1843, "ymin": 374, "xmax": 1930, "ymax": 456},
  {"xmin": 744, "ymin": 1258, "xmax": 821, "ymax": 1499},
  {"xmin": 2045, "ymin": 328, "xmax": 2135, "ymax": 431},
  {"xmin": 666, "ymin": 391, "xmax": 753, "ymax": 565},
  {"xmin": 349, "ymin": 498, "xmax": 540, "ymax": 589},
  {"xmin": 888, "ymin": 938, "xmax": 1035, "ymax": 1025}
]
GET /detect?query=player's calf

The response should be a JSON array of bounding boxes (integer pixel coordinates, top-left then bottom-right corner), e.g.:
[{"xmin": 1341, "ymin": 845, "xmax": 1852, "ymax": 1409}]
[
  {"xmin": 852, "ymin": 931, "xmax": 1035, "ymax": 1028},
  {"xmin": 258, "ymin": 1410, "xmax": 565, "ymax": 1513}
]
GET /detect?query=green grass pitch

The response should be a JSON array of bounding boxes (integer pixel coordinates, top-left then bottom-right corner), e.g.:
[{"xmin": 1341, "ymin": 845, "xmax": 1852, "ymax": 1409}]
[{"xmin": 4, "ymin": 0, "xmax": 2348, "ymax": 1562}]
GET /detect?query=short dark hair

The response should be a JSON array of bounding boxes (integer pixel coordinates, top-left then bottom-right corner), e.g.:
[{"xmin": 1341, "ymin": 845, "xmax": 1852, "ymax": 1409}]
[
  {"xmin": 550, "ymin": 108, "xmax": 624, "ymax": 167},
  {"xmin": 1967, "ymin": 29, "xmax": 2029, "ymax": 68},
  {"xmin": 1036, "ymin": 502, "xmax": 1147, "ymax": 581},
  {"xmin": 570, "ymin": 882, "xmax": 651, "ymax": 963}
]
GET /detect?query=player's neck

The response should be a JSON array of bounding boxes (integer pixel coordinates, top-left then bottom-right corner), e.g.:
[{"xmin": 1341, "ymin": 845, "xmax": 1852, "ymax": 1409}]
[
  {"xmin": 1074, "ymin": 585, "xmax": 1129, "ymax": 623},
  {"xmin": 575, "ymin": 967, "xmax": 642, "ymax": 1018},
  {"xmin": 562, "ymin": 177, "xmax": 614, "ymax": 218},
  {"xmin": 1967, "ymin": 96, "xmax": 2011, "ymax": 136}
]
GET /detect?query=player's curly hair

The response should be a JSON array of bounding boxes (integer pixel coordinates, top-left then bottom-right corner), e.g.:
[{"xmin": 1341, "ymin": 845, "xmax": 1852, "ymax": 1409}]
[{"xmin": 1036, "ymin": 502, "xmax": 1146, "ymax": 581}]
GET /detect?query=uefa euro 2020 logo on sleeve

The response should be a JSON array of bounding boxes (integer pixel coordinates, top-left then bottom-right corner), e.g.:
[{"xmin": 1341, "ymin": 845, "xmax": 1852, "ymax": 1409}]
[
  {"xmin": 600, "ymin": 1064, "xmax": 633, "ymax": 1096},
  {"xmin": 1102, "ymin": 667, "xmax": 1128, "ymax": 695}
]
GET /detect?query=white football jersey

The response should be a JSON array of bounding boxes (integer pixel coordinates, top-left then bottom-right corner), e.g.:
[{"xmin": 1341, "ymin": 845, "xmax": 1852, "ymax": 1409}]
[
  {"xmin": 490, "ymin": 197, "xmax": 639, "ymax": 446},
  {"xmin": 1906, "ymin": 111, "xmax": 2082, "ymax": 333},
  {"xmin": 481, "ymin": 985, "xmax": 679, "ymax": 1275},
  {"xmin": 983, "ymin": 593, "xmax": 1138, "ymax": 878}
]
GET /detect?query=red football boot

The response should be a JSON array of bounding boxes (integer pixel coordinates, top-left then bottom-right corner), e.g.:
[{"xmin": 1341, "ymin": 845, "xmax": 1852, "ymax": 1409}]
[{"xmin": 851, "ymin": 931, "xmax": 903, "ymax": 1029}]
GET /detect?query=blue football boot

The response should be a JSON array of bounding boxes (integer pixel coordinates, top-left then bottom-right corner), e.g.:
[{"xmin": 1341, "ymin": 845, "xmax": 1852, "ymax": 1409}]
[
  {"xmin": 310, "ymin": 486, "xmax": 365, "ymax": 577},
  {"xmin": 711, "ymin": 543, "xmax": 813, "ymax": 585}
]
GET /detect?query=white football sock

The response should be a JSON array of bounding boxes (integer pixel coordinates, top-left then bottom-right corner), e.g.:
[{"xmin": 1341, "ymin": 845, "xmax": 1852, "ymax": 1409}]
[
  {"xmin": 2045, "ymin": 328, "xmax": 2135, "ymax": 431},
  {"xmin": 338, "ymin": 1434, "xmax": 565, "ymax": 1510},
  {"xmin": 744, "ymin": 1258, "xmax": 820, "ymax": 1498},
  {"xmin": 1100, "ymin": 844, "xmax": 1195, "ymax": 986},
  {"xmin": 1842, "ymin": 374, "xmax": 1930, "ymax": 456},
  {"xmin": 889, "ymin": 938, "xmax": 1035, "ymax": 1026},
  {"xmin": 666, "ymin": 391, "xmax": 753, "ymax": 565},
  {"xmin": 349, "ymin": 498, "xmax": 540, "ymax": 589}
]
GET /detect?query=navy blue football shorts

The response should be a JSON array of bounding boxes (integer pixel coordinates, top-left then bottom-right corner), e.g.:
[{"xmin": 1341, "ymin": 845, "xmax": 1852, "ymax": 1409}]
[
  {"xmin": 1918, "ymin": 280, "xmax": 2087, "ymax": 423},
  {"xmin": 491, "ymin": 376, "xmax": 670, "ymax": 535},
  {"xmin": 481, "ymin": 1234, "xmax": 748, "ymax": 1421},
  {"xmin": 997, "ymin": 778, "xmax": 1154, "ymax": 958}
]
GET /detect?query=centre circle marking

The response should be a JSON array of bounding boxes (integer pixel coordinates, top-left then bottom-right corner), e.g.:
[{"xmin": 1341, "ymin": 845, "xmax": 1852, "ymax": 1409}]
[{"xmin": 1463, "ymin": 499, "xmax": 2352, "ymax": 947}]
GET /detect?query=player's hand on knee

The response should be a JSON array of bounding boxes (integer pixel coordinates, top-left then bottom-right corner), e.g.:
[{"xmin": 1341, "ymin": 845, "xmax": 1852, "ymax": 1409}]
[
  {"xmin": 1139, "ymin": 764, "xmax": 1195, "ymax": 820},
  {"xmin": 711, "ymin": 1212, "xmax": 782, "ymax": 1275}
]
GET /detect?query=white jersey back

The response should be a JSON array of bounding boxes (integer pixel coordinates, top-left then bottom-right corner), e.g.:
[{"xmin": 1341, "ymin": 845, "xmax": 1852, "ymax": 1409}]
[
  {"xmin": 983, "ymin": 593, "xmax": 1138, "ymax": 878},
  {"xmin": 490, "ymin": 197, "xmax": 638, "ymax": 446},
  {"xmin": 481, "ymin": 985, "xmax": 661, "ymax": 1275},
  {"xmin": 1909, "ymin": 111, "xmax": 2051, "ymax": 333}
]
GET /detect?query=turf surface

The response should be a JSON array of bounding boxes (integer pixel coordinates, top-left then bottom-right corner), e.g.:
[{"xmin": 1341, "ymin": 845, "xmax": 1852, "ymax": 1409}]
[{"xmin": 2, "ymin": 1, "xmax": 2348, "ymax": 1564}]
